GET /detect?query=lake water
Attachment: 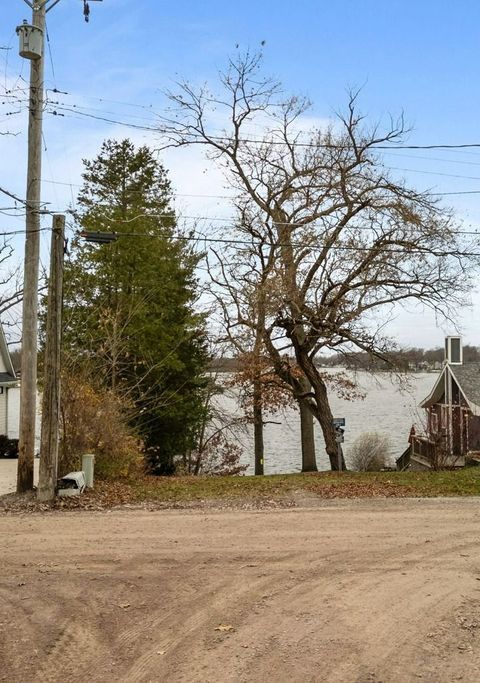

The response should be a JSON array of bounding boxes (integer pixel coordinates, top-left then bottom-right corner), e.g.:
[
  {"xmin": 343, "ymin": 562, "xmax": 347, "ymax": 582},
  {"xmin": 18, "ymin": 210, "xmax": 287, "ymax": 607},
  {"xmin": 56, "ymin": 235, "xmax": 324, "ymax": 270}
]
[{"xmin": 216, "ymin": 370, "xmax": 437, "ymax": 474}]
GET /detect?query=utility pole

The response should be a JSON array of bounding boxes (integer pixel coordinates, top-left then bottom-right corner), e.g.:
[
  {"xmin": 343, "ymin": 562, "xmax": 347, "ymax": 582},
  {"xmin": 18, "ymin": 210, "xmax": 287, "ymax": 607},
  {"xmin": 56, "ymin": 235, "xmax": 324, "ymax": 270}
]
[
  {"xmin": 37, "ymin": 214, "xmax": 64, "ymax": 501},
  {"xmin": 16, "ymin": 0, "xmax": 46, "ymax": 493},
  {"xmin": 16, "ymin": 0, "xmax": 103, "ymax": 493}
]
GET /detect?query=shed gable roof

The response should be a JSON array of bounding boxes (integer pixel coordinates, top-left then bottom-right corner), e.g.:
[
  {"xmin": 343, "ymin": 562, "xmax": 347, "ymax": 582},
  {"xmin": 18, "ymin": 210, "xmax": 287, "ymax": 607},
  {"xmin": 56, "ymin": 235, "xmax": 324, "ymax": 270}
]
[
  {"xmin": 420, "ymin": 362, "xmax": 480, "ymax": 413},
  {"xmin": 450, "ymin": 363, "xmax": 480, "ymax": 410},
  {"xmin": 420, "ymin": 368, "xmax": 446, "ymax": 408}
]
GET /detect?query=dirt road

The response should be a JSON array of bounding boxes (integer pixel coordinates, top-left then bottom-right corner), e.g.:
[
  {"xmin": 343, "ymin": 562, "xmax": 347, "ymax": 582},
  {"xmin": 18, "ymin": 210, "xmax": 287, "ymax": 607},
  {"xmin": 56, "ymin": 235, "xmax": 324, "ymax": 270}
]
[{"xmin": 1, "ymin": 498, "xmax": 480, "ymax": 682}]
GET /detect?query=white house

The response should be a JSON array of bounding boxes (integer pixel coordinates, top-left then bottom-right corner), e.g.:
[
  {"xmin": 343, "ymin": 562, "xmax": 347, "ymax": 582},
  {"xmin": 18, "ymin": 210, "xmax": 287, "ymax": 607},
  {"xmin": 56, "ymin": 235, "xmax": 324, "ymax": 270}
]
[{"xmin": 0, "ymin": 323, "xmax": 20, "ymax": 441}]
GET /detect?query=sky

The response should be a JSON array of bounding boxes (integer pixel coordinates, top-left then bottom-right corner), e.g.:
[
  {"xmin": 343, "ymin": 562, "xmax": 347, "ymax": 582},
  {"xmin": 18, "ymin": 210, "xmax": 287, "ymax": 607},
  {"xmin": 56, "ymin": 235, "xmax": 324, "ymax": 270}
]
[{"xmin": 1, "ymin": 0, "xmax": 480, "ymax": 348}]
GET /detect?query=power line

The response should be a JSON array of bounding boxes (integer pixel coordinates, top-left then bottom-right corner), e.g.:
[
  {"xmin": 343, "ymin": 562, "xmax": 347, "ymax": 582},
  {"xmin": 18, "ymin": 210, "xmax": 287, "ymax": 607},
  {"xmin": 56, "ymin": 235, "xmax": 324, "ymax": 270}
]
[
  {"xmin": 38, "ymin": 99, "xmax": 480, "ymax": 152},
  {"xmin": 0, "ymin": 185, "xmax": 27, "ymax": 205},
  {"xmin": 46, "ymin": 104, "xmax": 159, "ymax": 131},
  {"xmin": 389, "ymin": 166, "xmax": 480, "ymax": 182},
  {"xmin": 2, "ymin": 221, "xmax": 479, "ymax": 257},
  {"xmin": 5, "ymin": 75, "xmax": 480, "ymax": 155},
  {"xmin": 4, "ymin": 201, "xmax": 480, "ymax": 237},
  {"xmin": 80, "ymin": 229, "xmax": 480, "ymax": 258},
  {"xmin": 48, "ymin": 87, "xmax": 158, "ymax": 112},
  {"xmin": 8, "ymin": 88, "xmax": 480, "ymax": 183},
  {"xmin": 46, "ymin": 99, "xmax": 159, "ymax": 124},
  {"xmin": 435, "ymin": 190, "xmax": 480, "ymax": 196},
  {"xmin": 0, "ymin": 209, "xmax": 27, "ymax": 217},
  {"xmin": 98, "ymin": 212, "xmax": 480, "ymax": 236},
  {"xmin": 44, "ymin": 20, "xmax": 56, "ymax": 85},
  {"xmin": 383, "ymin": 151, "xmax": 480, "ymax": 167},
  {"xmin": 36, "ymin": 176, "xmax": 480, "ymax": 199},
  {"xmin": 0, "ymin": 227, "xmax": 49, "ymax": 237}
]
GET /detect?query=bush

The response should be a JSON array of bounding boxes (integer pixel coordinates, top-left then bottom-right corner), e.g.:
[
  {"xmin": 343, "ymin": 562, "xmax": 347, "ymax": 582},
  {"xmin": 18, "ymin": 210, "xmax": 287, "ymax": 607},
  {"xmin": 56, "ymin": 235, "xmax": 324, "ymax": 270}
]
[
  {"xmin": 60, "ymin": 371, "xmax": 143, "ymax": 479},
  {"xmin": 349, "ymin": 432, "xmax": 391, "ymax": 472}
]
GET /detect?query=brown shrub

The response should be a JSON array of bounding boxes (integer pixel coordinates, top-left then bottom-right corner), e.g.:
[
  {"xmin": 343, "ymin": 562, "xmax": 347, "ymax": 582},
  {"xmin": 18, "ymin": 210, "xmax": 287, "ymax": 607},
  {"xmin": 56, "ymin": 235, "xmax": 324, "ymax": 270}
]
[
  {"xmin": 59, "ymin": 371, "xmax": 142, "ymax": 479},
  {"xmin": 349, "ymin": 432, "xmax": 391, "ymax": 472}
]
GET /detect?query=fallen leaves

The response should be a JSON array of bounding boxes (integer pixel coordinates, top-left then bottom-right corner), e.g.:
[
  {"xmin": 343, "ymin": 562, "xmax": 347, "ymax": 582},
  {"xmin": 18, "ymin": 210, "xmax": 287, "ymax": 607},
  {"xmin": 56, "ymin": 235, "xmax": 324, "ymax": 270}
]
[
  {"xmin": 2, "ymin": 468, "xmax": 480, "ymax": 516},
  {"xmin": 214, "ymin": 624, "xmax": 234, "ymax": 632}
]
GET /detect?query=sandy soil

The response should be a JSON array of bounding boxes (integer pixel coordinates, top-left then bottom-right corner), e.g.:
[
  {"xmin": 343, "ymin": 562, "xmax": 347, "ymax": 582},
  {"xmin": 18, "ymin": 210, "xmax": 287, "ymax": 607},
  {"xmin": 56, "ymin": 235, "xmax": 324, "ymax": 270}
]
[{"xmin": 1, "ymin": 498, "xmax": 480, "ymax": 683}]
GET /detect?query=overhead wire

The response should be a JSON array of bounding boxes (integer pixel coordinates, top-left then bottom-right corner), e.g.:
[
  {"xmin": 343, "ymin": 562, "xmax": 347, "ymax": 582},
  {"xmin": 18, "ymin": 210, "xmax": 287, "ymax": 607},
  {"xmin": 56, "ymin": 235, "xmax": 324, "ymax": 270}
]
[
  {"xmin": 35, "ymin": 177, "xmax": 480, "ymax": 199},
  {"xmin": 2, "ymin": 224, "xmax": 479, "ymax": 258},
  {"xmin": 44, "ymin": 19, "xmax": 57, "ymax": 85},
  {"xmin": 9, "ymin": 86, "xmax": 480, "ymax": 188},
  {"xmin": 36, "ymin": 96, "xmax": 480, "ymax": 152},
  {"xmin": 383, "ymin": 151, "xmax": 480, "ymax": 167},
  {"xmin": 0, "ymin": 185, "xmax": 27, "ymax": 205},
  {"xmin": 5, "ymin": 76, "xmax": 480, "ymax": 153},
  {"xmin": 5, "ymin": 81, "xmax": 480, "ymax": 265},
  {"xmin": 3, "ymin": 185, "xmax": 480, "ymax": 237}
]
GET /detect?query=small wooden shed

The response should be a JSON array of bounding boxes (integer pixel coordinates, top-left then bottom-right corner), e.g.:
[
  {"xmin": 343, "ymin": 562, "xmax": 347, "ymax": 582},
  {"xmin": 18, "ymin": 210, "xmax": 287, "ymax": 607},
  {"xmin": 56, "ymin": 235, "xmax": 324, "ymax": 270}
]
[{"xmin": 401, "ymin": 336, "xmax": 480, "ymax": 470}]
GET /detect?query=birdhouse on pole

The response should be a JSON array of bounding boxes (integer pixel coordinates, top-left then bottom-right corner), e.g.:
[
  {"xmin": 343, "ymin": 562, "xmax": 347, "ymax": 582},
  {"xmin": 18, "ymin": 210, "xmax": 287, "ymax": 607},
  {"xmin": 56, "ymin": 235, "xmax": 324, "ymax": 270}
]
[{"xmin": 16, "ymin": 20, "xmax": 43, "ymax": 60}]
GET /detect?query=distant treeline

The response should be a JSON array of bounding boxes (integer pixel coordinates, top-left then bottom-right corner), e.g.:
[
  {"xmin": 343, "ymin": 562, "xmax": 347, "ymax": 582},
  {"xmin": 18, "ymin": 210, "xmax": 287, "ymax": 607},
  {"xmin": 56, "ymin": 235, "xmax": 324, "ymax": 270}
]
[
  {"xmin": 318, "ymin": 345, "xmax": 480, "ymax": 371},
  {"xmin": 210, "ymin": 346, "xmax": 480, "ymax": 373}
]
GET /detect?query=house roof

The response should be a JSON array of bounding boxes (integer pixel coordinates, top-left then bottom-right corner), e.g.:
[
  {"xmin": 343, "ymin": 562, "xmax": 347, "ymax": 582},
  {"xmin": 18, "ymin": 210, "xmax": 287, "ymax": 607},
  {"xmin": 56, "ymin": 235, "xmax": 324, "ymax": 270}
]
[
  {"xmin": 421, "ymin": 362, "xmax": 480, "ymax": 414},
  {"xmin": 0, "ymin": 371, "xmax": 17, "ymax": 385},
  {"xmin": 450, "ymin": 363, "xmax": 480, "ymax": 410},
  {"xmin": 0, "ymin": 322, "xmax": 17, "ymax": 384}
]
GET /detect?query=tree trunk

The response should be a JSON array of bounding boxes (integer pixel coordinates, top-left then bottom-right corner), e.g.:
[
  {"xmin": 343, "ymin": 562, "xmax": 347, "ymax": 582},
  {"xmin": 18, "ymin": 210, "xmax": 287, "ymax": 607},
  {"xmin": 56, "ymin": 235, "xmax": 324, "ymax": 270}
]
[
  {"xmin": 309, "ymin": 374, "xmax": 346, "ymax": 471},
  {"xmin": 253, "ymin": 378, "xmax": 264, "ymax": 475},
  {"xmin": 296, "ymin": 350, "xmax": 346, "ymax": 471},
  {"xmin": 298, "ymin": 377, "xmax": 317, "ymax": 472}
]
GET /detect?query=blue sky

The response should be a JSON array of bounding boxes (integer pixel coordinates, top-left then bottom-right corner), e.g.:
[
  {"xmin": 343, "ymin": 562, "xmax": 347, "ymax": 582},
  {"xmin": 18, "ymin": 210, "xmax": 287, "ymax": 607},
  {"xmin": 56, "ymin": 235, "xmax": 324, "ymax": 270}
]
[{"xmin": 1, "ymin": 0, "xmax": 480, "ymax": 347}]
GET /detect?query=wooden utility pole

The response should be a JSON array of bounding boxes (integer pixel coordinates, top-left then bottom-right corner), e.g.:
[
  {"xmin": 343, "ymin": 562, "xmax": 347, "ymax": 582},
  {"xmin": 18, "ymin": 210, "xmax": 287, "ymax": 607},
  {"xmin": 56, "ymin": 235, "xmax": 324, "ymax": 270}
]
[
  {"xmin": 17, "ymin": 0, "xmax": 46, "ymax": 492},
  {"xmin": 16, "ymin": 0, "xmax": 102, "ymax": 493},
  {"xmin": 37, "ymin": 214, "xmax": 64, "ymax": 502}
]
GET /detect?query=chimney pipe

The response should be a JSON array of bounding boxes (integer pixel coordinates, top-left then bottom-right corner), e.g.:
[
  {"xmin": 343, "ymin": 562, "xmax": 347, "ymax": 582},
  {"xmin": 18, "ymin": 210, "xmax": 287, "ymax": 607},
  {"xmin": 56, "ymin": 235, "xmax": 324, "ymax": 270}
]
[{"xmin": 445, "ymin": 336, "xmax": 462, "ymax": 365}]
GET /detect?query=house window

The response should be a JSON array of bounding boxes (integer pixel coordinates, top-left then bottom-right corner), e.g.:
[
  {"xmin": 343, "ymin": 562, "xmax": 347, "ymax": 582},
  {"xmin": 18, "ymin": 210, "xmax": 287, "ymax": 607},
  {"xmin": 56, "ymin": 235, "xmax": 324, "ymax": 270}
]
[{"xmin": 0, "ymin": 387, "xmax": 4, "ymax": 395}]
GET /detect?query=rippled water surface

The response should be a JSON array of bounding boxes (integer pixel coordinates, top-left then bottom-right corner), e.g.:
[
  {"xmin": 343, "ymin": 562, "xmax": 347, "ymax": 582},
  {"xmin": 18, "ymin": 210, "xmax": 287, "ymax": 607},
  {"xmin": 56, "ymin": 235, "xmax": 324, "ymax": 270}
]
[{"xmin": 216, "ymin": 370, "xmax": 437, "ymax": 474}]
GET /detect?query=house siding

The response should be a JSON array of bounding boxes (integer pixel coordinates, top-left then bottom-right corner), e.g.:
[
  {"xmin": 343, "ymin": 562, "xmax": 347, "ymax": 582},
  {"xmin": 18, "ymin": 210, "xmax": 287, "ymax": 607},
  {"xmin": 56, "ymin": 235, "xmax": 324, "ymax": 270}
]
[
  {"xmin": 6, "ymin": 386, "xmax": 20, "ymax": 440},
  {"xmin": 468, "ymin": 415, "xmax": 480, "ymax": 452},
  {"xmin": 0, "ymin": 391, "xmax": 6, "ymax": 435}
]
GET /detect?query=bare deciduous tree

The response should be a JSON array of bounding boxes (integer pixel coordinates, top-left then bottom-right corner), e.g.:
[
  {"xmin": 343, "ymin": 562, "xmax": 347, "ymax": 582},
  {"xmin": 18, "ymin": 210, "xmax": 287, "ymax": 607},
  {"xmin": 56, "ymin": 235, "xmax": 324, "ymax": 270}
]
[
  {"xmin": 207, "ymin": 233, "xmax": 318, "ymax": 473},
  {"xmin": 0, "ymin": 240, "xmax": 24, "ymax": 338},
  {"xmin": 161, "ymin": 52, "xmax": 477, "ymax": 469}
]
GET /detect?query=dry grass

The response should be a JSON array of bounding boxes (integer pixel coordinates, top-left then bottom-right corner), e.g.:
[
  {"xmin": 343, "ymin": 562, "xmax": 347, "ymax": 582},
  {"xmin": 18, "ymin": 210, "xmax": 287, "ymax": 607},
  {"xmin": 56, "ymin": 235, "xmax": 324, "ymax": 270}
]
[{"xmin": 2, "ymin": 468, "xmax": 480, "ymax": 513}]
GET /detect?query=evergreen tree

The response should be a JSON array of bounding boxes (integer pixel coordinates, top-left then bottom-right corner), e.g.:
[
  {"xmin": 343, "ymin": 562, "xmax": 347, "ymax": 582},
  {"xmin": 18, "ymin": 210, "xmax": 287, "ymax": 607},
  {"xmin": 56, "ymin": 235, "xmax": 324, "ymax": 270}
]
[{"xmin": 62, "ymin": 139, "xmax": 208, "ymax": 473}]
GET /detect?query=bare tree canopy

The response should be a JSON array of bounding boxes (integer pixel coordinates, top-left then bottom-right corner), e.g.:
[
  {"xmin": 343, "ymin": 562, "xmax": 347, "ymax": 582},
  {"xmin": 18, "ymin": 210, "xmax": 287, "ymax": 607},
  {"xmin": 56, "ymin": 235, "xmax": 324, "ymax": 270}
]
[
  {"xmin": 160, "ymin": 52, "xmax": 479, "ymax": 469},
  {"xmin": 0, "ymin": 239, "xmax": 22, "ymax": 323}
]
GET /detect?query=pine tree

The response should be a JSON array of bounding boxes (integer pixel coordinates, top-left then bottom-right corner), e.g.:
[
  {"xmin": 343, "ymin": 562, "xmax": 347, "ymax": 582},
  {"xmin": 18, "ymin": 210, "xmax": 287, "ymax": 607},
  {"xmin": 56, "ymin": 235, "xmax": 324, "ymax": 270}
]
[{"xmin": 62, "ymin": 139, "xmax": 208, "ymax": 473}]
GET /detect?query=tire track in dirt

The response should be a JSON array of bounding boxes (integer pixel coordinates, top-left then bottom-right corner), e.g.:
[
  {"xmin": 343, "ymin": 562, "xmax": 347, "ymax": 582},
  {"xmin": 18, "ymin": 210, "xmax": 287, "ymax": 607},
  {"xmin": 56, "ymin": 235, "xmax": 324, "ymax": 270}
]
[
  {"xmin": 261, "ymin": 540, "xmax": 479, "ymax": 681},
  {"xmin": 2, "ymin": 501, "xmax": 480, "ymax": 682},
  {"xmin": 116, "ymin": 568, "xmax": 291, "ymax": 682},
  {"xmin": 34, "ymin": 621, "xmax": 103, "ymax": 683},
  {"xmin": 165, "ymin": 526, "xmax": 480, "ymax": 682}
]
